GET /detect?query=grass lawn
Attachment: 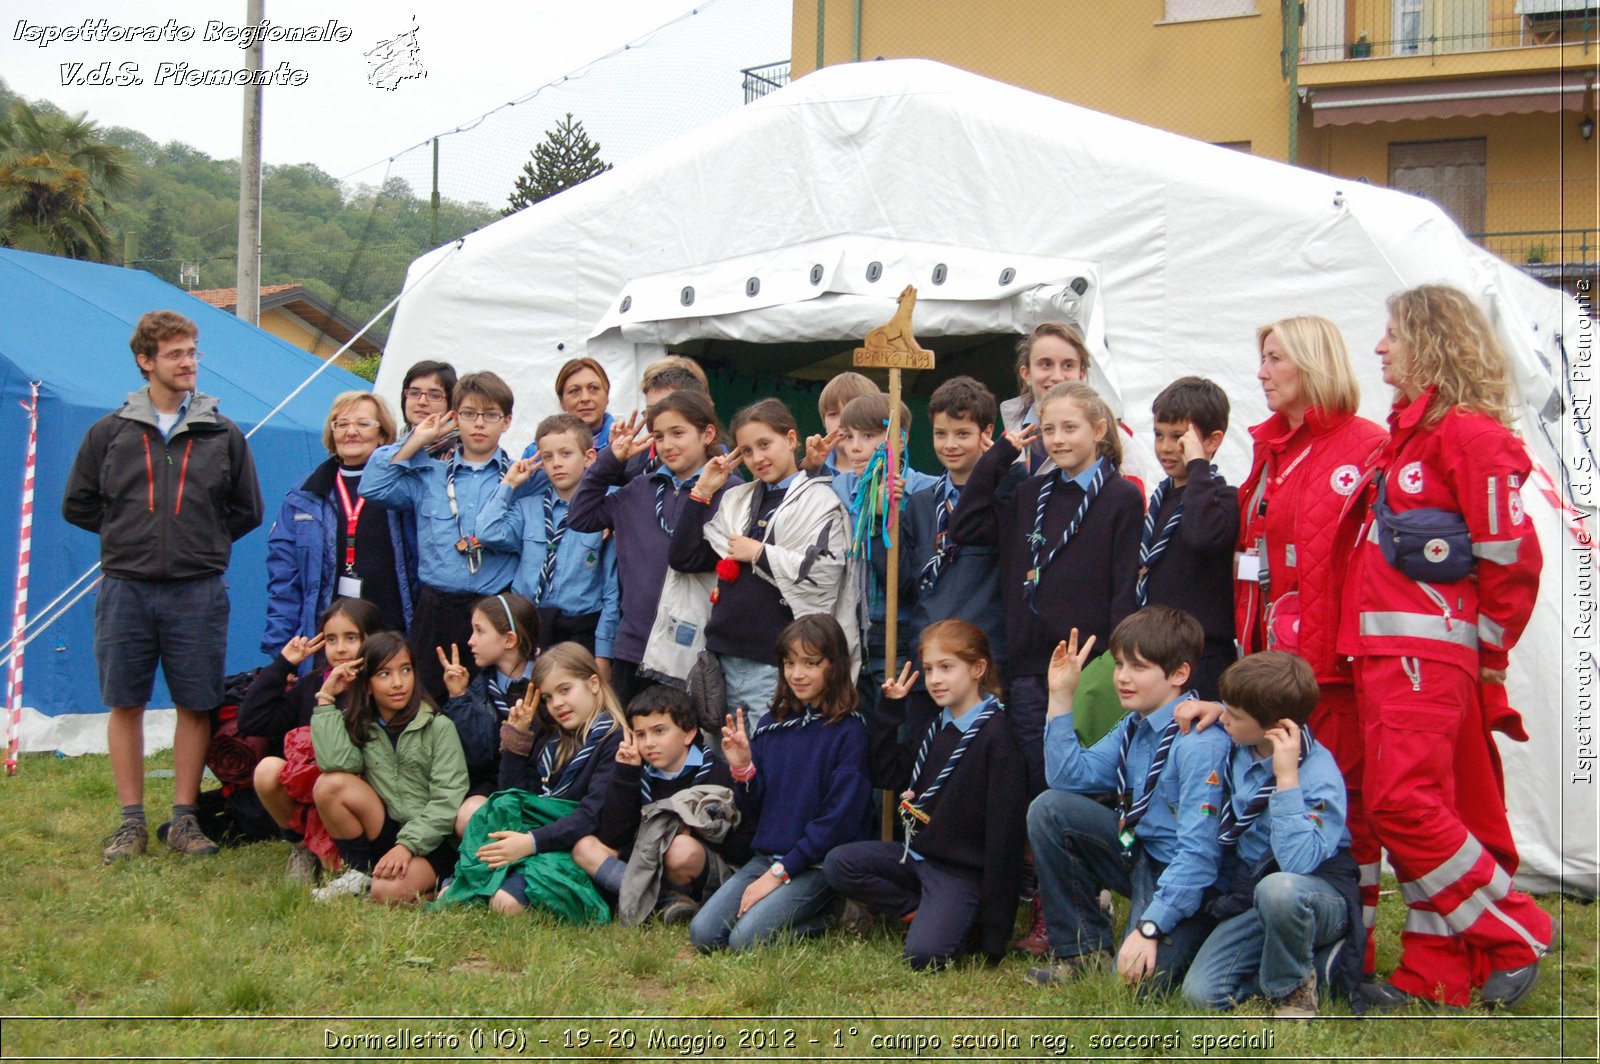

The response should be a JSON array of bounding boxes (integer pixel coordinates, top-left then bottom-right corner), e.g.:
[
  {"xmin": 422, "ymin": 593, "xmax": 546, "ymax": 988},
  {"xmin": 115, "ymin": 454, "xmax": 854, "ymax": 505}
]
[{"xmin": 0, "ymin": 750, "xmax": 1593, "ymax": 1061}]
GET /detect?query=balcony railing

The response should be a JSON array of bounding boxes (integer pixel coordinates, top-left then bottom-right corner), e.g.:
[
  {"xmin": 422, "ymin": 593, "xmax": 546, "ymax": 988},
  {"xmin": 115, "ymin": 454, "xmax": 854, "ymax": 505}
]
[
  {"xmin": 1301, "ymin": 0, "xmax": 1596, "ymax": 63},
  {"xmin": 741, "ymin": 61, "xmax": 790, "ymax": 104}
]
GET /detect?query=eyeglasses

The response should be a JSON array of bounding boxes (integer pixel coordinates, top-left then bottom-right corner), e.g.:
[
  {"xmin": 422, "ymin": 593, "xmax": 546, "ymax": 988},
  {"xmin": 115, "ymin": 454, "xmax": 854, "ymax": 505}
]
[
  {"xmin": 405, "ymin": 388, "xmax": 447, "ymax": 403},
  {"xmin": 332, "ymin": 419, "xmax": 380, "ymax": 433},
  {"xmin": 156, "ymin": 349, "xmax": 203, "ymax": 363},
  {"xmin": 455, "ymin": 409, "xmax": 506, "ymax": 425}
]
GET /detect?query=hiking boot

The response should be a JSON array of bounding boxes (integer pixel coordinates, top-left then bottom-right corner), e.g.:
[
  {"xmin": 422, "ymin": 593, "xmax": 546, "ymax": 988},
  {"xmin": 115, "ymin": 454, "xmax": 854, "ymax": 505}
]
[
  {"xmin": 1024, "ymin": 949, "xmax": 1111, "ymax": 987},
  {"xmin": 1016, "ymin": 896, "xmax": 1050, "ymax": 956},
  {"xmin": 284, "ymin": 842, "xmax": 320, "ymax": 883},
  {"xmin": 658, "ymin": 893, "xmax": 701, "ymax": 926},
  {"xmin": 312, "ymin": 868, "xmax": 372, "ymax": 902},
  {"xmin": 1271, "ymin": 972, "xmax": 1319, "ymax": 1019},
  {"xmin": 1361, "ymin": 979, "xmax": 1461, "ymax": 1013},
  {"xmin": 1480, "ymin": 961, "xmax": 1541, "ymax": 1009},
  {"xmin": 837, "ymin": 898, "xmax": 881, "ymax": 939},
  {"xmin": 100, "ymin": 819, "xmax": 148, "ymax": 864},
  {"xmin": 165, "ymin": 813, "xmax": 219, "ymax": 857}
]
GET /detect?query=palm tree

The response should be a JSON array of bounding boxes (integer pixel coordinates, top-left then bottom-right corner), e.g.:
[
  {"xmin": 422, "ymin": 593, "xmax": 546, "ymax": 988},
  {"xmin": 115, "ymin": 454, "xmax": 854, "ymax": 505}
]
[{"xmin": 0, "ymin": 101, "xmax": 135, "ymax": 261}]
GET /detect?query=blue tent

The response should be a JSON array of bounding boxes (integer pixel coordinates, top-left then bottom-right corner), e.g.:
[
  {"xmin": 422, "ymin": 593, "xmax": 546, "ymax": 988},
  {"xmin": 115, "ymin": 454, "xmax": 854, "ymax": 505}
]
[{"xmin": 0, "ymin": 249, "xmax": 369, "ymax": 751}]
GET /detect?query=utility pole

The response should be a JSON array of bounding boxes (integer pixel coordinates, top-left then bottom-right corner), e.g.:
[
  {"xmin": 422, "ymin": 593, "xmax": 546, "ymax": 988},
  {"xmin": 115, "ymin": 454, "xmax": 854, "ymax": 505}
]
[{"xmin": 236, "ymin": 0, "xmax": 264, "ymax": 325}]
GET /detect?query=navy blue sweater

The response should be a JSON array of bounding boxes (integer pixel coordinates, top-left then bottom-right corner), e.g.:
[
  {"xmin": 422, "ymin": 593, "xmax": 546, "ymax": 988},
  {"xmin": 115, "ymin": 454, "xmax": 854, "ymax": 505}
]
[
  {"xmin": 885, "ymin": 468, "xmax": 1023, "ymax": 671},
  {"xmin": 950, "ymin": 438, "xmax": 1142, "ymax": 677},
  {"xmin": 1143, "ymin": 459, "xmax": 1239, "ymax": 654},
  {"xmin": 670, "ymin": 481, "xmax": 792, "ymax": 663},
  {"xmin": 735, "ymin": 711, "xmax": 871, "ymax": 874},
  {"xmin": 567, "ymin": 449, "xmax": 741, "ymax": 665},
  {"xmin": 871, "ymin": 695, "xmax": 1027, "ymax": 962},
  {"xmin": 498, "ymin": 725, "xmax": 622, "ymax": 854}
]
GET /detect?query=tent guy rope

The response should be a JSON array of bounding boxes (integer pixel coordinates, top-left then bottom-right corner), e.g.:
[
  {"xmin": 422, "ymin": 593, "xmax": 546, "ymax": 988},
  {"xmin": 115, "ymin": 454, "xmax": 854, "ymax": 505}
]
[{"xmin": 0, "ymin": 240, "xmax": 464, "ymax": 693}]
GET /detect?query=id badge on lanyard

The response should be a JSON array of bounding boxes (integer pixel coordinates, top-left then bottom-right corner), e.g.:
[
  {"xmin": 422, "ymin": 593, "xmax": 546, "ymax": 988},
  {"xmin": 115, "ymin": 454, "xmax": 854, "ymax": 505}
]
[{"xmin": 334, "ymin": 474, "xmax": 366, "ymax": 599}]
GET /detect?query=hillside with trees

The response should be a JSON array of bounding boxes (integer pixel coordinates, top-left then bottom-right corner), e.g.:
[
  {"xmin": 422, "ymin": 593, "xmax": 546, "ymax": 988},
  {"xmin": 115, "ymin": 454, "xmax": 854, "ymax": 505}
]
[{"xmin": 0, "ymin": 77, "xmax": 499, "ymax": 350}]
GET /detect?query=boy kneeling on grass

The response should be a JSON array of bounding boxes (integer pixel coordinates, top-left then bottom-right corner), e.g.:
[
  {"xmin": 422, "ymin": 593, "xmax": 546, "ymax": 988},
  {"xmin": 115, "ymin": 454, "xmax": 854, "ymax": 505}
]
[
  {"xmin": 1182, "ymin": 651, "xmax": 1364, "ymax": 1018},
  {"xmin": 1024, "ymin": 606, "xmax": 1230, "ymax": 992}
]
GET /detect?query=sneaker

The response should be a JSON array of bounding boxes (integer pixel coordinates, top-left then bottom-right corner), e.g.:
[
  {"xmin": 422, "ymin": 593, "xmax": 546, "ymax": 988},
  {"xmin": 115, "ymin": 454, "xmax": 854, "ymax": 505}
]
[
  {"xmin": 1024, "ymin": 950, "xmax": 1111, "ymax": 987},
  {"xmin": 100, "ymin": 819, "xmax": 148, "ymax": 864},
  {"xmin": 837, "ymin": 898, "xmax": 881, "ymax": 939},
  {"xmin": 1361, "ymin": 979, "xmax": 1461, "ymax": 1013},
  {"xmin": 312, "ymin": 867, "xmax": 372, "ymax": 902},
  {"xmin": 1271, "ymin": 972, "xmax": 1319, "ymax": 1020},
  {"xmin": 165, "ymin": 813, "xmax": 219, "ymax": 857},
  {"xmin": 284, "ymin": 842, "xmax": 320, "ymax": 883},
  {"xmin": 1016, "ymin": 895, "xmax": 1050, "ymax": 957},
  {"xmin": 658, "ymin": 893, "xmax": 701, "ymax": 926},
  {"xmin": 1480, "ymin": 961, "xmax": 1541, "ymax": 1009}
]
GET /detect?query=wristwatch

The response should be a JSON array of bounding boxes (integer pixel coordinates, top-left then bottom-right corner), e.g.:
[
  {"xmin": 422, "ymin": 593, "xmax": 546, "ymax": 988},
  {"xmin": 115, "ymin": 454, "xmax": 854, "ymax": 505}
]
[
  {"xmin": 768, "ymin": 861, "xmax": 790, "ymax": 884},
  {"xmin": 1137, "ymin": 919, "xmax": 1161, "ymax": 940}
]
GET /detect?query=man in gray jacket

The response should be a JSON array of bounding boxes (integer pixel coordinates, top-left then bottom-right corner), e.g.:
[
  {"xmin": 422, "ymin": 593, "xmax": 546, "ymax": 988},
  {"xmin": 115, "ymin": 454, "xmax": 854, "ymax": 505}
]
[{"xmin": 63, "ymin": 310, "xmax": 263, "ymax": 862}]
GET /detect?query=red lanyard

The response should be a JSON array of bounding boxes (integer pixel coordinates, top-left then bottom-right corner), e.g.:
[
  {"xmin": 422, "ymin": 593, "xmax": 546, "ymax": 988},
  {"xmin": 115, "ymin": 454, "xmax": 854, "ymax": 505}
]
[{"xmin": 333, "ymin": 473, "xmax": 366, "ymax": 574}]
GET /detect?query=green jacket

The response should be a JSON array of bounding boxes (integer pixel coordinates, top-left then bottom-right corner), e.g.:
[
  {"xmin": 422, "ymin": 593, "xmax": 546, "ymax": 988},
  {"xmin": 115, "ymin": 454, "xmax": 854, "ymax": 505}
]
[{"xmin": 311, "ymin": 703, "xmax": 468, "ymax": 856}]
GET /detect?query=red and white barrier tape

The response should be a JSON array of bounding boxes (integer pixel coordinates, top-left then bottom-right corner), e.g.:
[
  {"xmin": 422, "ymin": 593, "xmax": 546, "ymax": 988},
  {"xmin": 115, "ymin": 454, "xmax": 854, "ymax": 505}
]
[{"xmin": 7, "ymin": 383, "xmax": 39, "ymax": 775}]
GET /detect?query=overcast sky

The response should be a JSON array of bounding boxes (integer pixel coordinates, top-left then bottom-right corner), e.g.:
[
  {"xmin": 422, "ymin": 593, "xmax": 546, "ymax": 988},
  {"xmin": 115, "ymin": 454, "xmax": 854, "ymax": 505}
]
[{"xmin": 2, "ymin": 0, "xmax": 791, "ymax": 202}]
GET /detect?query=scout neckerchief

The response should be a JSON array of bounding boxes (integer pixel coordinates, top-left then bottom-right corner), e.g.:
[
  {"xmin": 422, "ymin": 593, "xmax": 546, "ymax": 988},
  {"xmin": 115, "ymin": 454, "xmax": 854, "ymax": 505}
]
[
  {"xmin": 536, "ymin": 492, "xmax": 567, "ymax": 604},
  {"xmin": 750, "ymin": 706, "xmax": 866, "ymax": 740},
  {"xmin": 898, "ymin": 696, "xmax": 999, "ymax": 862},
  {"xmin": 651, "ymin": 467, "xmax": 701, "ymax": 535},
  {"xmin": 1026, "ymin": 461, "xmax": 1106, "ymax": 612},
  {"xmin": 446, "ymin": 463, "xmax": 483, "ymax": 573},
  {"xmin": 1217, "ymin": 724, "xmax": 1316, "ymax": 846},
  {"xmin": 638, "ymin": 742, "xmax": 714, "ymax": 801},
  {"xmin": 1114, "ymin": 692, "xmax": 1193, "ymax": 861},
  {"xmin": 333, "ymin": 469, "xmax": 367, "ymax": 581},
  {"xmin": 916, "ymin": 473, "xmax": 962, "ymax": 594},
  {"xmin": 1135, "ymin": 476, "xmax": 1185, "ymax": 607},
  {"xmin": 538, "ymin": 712, "xmax": 618, "ymax": 797},
  {"xmin": 487, "ymin": 660, "xmax": 533, "ymax": 722}
]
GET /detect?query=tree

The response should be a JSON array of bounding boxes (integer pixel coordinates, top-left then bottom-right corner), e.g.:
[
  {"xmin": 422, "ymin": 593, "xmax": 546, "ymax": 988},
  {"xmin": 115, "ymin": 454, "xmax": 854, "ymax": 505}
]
[
  {"xmin": 503, "ymin": 113, "xmax": 612, "ymax": 215},
  {"xmin": 0, "ymin": 101, "xmax": 134, "ymax": 261}
]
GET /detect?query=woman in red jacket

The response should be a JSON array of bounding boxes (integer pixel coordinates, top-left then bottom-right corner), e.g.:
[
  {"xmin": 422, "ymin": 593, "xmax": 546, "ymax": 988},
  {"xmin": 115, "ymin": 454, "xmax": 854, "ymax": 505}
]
[
  {"xmin": 1343, "ymin": 286, "xmax": 1552, "ymax": 1010},
  {"xmin": 1236, "ymin": 315, "xmax": 1386, "ymax": 969}
]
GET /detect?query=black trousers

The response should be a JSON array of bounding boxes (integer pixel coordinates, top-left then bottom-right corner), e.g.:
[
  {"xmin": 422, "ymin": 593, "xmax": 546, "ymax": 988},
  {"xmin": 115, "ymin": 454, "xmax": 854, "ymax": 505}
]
[
  {"xmin": 823, "ymin": 840, "xmax": 982, "ymax": 970},
  {"xmin": 410, "ymin": 584, "xmax": 499, "ymax": 705}
]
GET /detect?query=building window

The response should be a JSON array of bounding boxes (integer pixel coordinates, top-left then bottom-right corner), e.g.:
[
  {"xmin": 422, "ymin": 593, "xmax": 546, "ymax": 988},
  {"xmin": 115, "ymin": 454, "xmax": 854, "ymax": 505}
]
[
  {"xmin": 1163, "ymin": 0, "xmax": 1258, "ymax": 21},
  {"xmin": 1394, "ymin": 0, "xmax": 1425, "ymax": 53},
  {"xmin": 1388, "ymin": 138, "xmax": 1487, "ymax": 234}
]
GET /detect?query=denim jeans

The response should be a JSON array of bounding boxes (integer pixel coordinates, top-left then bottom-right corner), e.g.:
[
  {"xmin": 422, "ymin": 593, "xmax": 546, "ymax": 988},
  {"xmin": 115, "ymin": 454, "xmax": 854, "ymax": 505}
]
[
  {"xmin": 1182, "ymin": 871, "xmax": 1349, "ymax": 1008},
  {"xmin": 718, "ymin": 655, "xmax": 780, "ymax": 733},
  {"xmin": 689, "ymin": 854, "xmax": 837, "ymax": 953},
  {"xmin": 1027, "ymin": 789, "xmax": 1213, "ymax": 990}
]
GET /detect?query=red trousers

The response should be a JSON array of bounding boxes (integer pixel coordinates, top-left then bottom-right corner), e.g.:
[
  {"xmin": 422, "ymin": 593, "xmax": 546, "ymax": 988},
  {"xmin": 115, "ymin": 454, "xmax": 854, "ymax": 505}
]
[
  {"xmin": 1309, "ymin": 683, "xmax": 1379, "ymax": 974},
  {"xmin": 1356, "ymin": 656, "xmax": 1552, "ymax": 1004}
]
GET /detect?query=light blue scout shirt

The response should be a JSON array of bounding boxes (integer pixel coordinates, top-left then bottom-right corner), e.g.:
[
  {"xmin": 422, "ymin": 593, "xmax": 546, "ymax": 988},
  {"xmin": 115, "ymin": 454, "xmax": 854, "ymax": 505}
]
[
  {"xmin": 830, "ymin": 465, "xmax": 940, "ymax": 510},
  {"xmin": 359, "ymin": 442, "xmax": 519, "ymax": 595},
  {"xmin": 475, "ymin": 483, "xmax": 620, "ymax": 659},
  {"xmin": 1043, "ymin": 693, "xmax": 1230, "ymax": 933},
  {"xmin": 1060, "ymin": 456, "xmax": 1104, "ymax": 490},
  {"xmin": 645, "ymin": 742, "xmax": 706, "ymax": 783},
  {"xmin": 1228, "ymin": 738, "xmax": 1351, "ymax": 873}
]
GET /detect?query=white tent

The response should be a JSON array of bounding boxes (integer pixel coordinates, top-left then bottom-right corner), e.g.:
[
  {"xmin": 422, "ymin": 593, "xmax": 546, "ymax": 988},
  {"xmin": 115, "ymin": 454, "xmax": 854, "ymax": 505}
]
[{"xmin": 378, "ymin": 58, "xmax": 1596, "ymax": 896}]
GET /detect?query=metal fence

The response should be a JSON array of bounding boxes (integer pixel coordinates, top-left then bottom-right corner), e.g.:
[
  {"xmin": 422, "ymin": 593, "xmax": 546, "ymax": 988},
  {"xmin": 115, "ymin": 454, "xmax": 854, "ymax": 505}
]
[{"xmin": 1301, "ymin": 0, "xmax": 1596, "ymax": 64}]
